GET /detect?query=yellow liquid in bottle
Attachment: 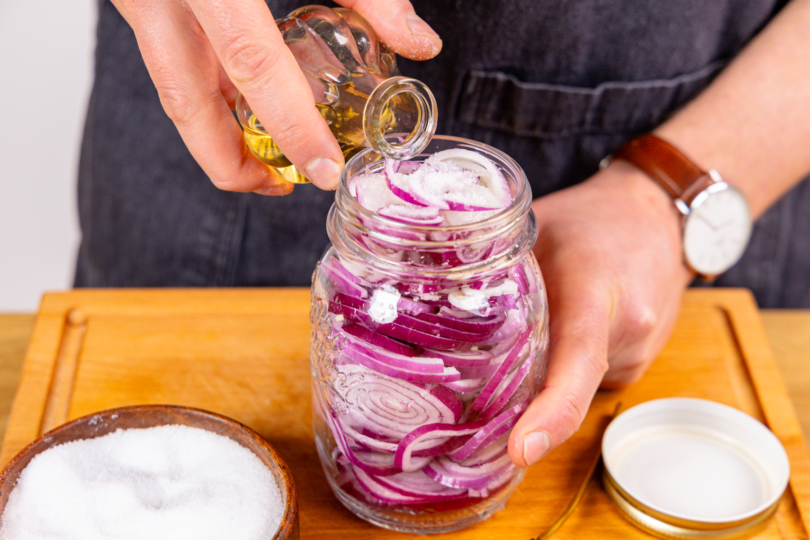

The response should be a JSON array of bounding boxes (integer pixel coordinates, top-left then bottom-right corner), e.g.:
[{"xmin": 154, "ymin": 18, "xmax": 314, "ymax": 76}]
[{"xmin": 241, "ymin": 80, "xmax": 403, "ymax": 184}]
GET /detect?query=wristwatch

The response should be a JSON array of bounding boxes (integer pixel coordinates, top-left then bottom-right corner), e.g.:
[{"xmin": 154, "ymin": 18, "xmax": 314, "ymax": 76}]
[{"xmin": 609, "ymin": 134, "xmax": 752, "ymax": 280}]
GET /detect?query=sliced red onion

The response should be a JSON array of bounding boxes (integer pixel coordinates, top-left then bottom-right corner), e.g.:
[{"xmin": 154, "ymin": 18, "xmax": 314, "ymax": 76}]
[
  {"xmin": 340, "ymin": 346, "xmax": 461, "ymax": 384},
  {"xmin": 340, "ymin": 322, "xmax": 416, "ymax": 357},
  {"xmin": 353, "ymin": 467, "xmax": 428, "ymax": 506},
  {"xmin": 443, "ymin": 378, "xmax": 483, "ymax": 393},
  {"xmin": 353, "ymin": 449, "xmax": 431, "ymax": 477},
  {"xmin": 342, "ymin": 342, "xmax": 446, "ymax": 375},
  {"xmin": 424, "ymin": 348, "xmax": 494, "ymax": 368},
  {"xmin": 331, "ymin": 412, "xmax": 406, "ymax": 477},
  {"xmin": 325, "ymin": 149, "xmax": 542, "ymax": 506},
  {"xmin": 448, "ymin": 280, "xmax": 519, "ymax": 315},
  {"xmin": 424, "ymin": 453, "xmax": 514, "ymax": 490},
  {"xmin": 456, "ymin": 243, "xmax": 494, "ymax": 264},
  {"xmin": 395, "ymin": 161, "xmax": 422, "ymax": 174},
  {"xmin": 396, "ymin": 296, "xmax": 432, "ymax": 315},
  {"xmin": 336, "ymin": 364, "xmax": 461, "ymax": 449},
  {"xmin": 341, "ymin": 425, "xmax": 405, "ymax": 454},
  {"xmin": 383, "ymin": 152, "xmax": 510, "ymax": 212},
  {"xmin": 429, "ymin": 384, "xmax": 464, "ymax": 421},
  {"xmin": 436, "ymin": 306, "xmax": 478, "ymax": 319},
  {"xmin": 353, "ymin": 171, "xmax": 406, "ymax": 212},
  {"xmin": 456, "ymin": 362, "xmax": 501, "ymax": 380},
  {"xmin": 374, "ymin": 469, "xmax": 468, "ymax": 501},
  {"xmin": 428, "ymin": 149, "xmax": 512, "ymax": 210},
  {"xmin": 396, "ymin": 281, "xmax": 444, "ymax": 297},
  {"xmin": 485, "ymin": 308, "xmax": 525, "ymax": 346},
  {"xmin": 413, "ymin": 310, "xmax": 506, "ymax": 337},
  {"xmin": 468, "ymin": 328, "xmax": 532, "ymax": 414},
  {"xmin": 343, "ymin": 424, "xmax": 467, "ymax": 458},
  {"xmin": 508, "ymin": 265, "xmax": 530, "ymax": 295},
  {"xmin": 332, "ymin": 292, "xmax": 495, "ymax": 343},
  {"xmin": 385, "ymin": 159, "xmax": 431, "ymax": 207},
  {"xmin": 456, "ymin": 433, "xmax": 509, "ymax": 467},
  {"xmin": 478, "ymin": 356, "xmax": 533, "ymax": 420},
  {"xmin": 447, "ymin": 402, "xmax": 527, "ymax": 462},
  {"xmin": 330, "ymin": 298, "xmax": 475, "ymax": 350},
  {"xmin": 394, "ymin": 421, "xmax": 485, "ymax": 472},
  {"xmin": 378, "ymin": 204, "xmax": 445, "ymax": 226},
  {"xmin": 320, "ymin": 257, "xmax": 368, "ymax": 299},
  {"xmin": 347, "ymin": 172, "xmax": 368, "ymax": 199},
  {"xmin": 466, "ymin": 463, "xmax": 516, "ymax": 498}
]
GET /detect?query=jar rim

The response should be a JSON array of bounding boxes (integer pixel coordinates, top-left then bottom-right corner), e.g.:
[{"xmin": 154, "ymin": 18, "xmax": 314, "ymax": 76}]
[
  {"xmin": 329, "ymin": 136, "xmax": 536, "ymax": 279},
  {"xmin": 336, "ymin": 135, "xmax": 531, "ymax": 233}
]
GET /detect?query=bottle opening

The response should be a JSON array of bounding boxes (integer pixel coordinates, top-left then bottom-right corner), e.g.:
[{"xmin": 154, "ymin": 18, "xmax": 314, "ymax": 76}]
[{"xmin": 363, "ymin": 77, "xmax": 437, "ymax": 161}]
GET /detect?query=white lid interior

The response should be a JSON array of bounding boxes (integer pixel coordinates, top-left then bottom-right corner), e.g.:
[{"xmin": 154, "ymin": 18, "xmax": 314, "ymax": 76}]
[{"xmin": 602, "ymin": 398, "xmax": 790, "ymax": 523}]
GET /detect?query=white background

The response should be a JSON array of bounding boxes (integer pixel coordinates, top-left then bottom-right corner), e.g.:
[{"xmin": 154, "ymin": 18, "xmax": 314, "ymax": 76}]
[{"xmin": 0, "ymin": 0, "xmax": 95, "ymax": 311}]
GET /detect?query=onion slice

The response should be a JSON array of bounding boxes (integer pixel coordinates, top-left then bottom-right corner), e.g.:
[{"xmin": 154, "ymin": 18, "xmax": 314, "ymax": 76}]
[
  {"xmin": 330, "ymin": 300, "xmax": 468, "ymax": 351},
  {"xmin": 394, "ymin": 422, "xmax": 485, "ymax": 472},
  {"xmin": 424, "ymin": 453, "xmax": 515, "ymax": 490},
  {"xmin": 335, "ymin": 364, "xmax": 462, "ymax": 451},
  {"xmin": 382, "ymin": 150, "xmax": 512, "ymax": 212},
  {"xmin": 378, "ymin": 204, "xmax": 445, "ymax": 226},
  {"xmin": 320, "ymin": 258, "xmax": 368, "ymax": 299},
  {"xmin": 447, "ymin": 402, "xmax": 528, "ymax": 462},
  {"xmin": 428, "ymin": 149, "xmax": 512, "ymax": 210},
  {"xmin": 468, "ymin": 327, "xmax": 532, "ymax": 414},
  {"xmin": 373, "ymin": 470, "xmax": 468, "ymax": 501},
  {"xmin": 340, "ymin": 322, "xmax": 416, "ymax": 357}
]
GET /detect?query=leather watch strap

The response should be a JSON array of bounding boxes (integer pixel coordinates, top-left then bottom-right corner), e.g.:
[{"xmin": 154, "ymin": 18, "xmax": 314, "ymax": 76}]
[{"xmin": 612, "ymin": 134, "xmax": 714, "ymax": 204}]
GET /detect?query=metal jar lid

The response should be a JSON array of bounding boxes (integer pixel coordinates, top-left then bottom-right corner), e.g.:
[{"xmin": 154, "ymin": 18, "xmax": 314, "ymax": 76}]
[{"xmin": 601, "ymin": 398, "xmax": 789, "ymax": 539}]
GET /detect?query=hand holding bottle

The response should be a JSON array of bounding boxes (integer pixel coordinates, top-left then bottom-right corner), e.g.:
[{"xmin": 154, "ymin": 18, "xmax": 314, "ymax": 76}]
[{"xmin": 110, "ymin": 0, "xmax": 442, "ymax": 195}]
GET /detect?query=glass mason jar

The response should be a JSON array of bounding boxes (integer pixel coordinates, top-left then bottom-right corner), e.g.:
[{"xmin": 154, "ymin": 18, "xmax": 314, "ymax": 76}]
[{"xmin": 310, "ymin": 136, "xmax": 549, "ymax": 533}]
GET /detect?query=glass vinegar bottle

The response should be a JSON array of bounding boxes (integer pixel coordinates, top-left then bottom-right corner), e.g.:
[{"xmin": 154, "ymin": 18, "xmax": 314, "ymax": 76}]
[{"xmin": 235, "ymin": 5, "xmax": 437, "ymax": 184}]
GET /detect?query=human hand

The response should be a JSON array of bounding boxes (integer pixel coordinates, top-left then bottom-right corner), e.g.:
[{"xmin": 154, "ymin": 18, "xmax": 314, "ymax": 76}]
[
  {"xmin": 508, "ymin": 159, "xmax": 695, "ymax": 467},
  {"xmin": 110, "ymin": 0, "xmax": 442, "ymax": 195}
]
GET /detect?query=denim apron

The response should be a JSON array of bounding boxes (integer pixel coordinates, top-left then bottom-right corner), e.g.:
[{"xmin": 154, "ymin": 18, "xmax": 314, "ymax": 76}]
[{"xmin": 76, "ymin": 0, "xmax": 810, "ymax": 307}]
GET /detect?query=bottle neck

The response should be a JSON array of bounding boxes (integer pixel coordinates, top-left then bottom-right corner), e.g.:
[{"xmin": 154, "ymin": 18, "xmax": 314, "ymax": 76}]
[{"xmin": 362, "ymin": 77, "xmax": 437, "ymax": 160}]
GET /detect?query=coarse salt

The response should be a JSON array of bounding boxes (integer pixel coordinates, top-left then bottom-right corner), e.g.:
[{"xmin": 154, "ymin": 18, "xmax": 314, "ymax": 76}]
[{"xmin": 0, "ymin": 425, "xmax": 283, "ymax": 540}]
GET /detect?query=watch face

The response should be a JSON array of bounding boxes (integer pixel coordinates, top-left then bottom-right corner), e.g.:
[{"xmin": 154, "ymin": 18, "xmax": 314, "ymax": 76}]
[{"xmin": 683, "ymin": 183, "xmax": 752, "ymax": 277}]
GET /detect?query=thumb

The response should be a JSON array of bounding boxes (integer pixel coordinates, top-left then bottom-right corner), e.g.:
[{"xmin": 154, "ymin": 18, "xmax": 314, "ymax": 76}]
[
  {"xmin": 336, "ymin": 0, "xmax": 442, "ymax": 60},
  {"xmin": 508, "ymin": 280, "xmax": 611, "ymax": 467}
]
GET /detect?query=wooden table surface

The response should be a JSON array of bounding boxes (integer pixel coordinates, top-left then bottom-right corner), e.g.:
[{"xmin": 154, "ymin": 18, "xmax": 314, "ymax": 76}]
[
  {"xmin": 1, "ymin": 290, "xmax": 809, "ymax": 539},
  {"xmin": 7, "ymin": 302, "xmax": 809, "ymax": 449}
]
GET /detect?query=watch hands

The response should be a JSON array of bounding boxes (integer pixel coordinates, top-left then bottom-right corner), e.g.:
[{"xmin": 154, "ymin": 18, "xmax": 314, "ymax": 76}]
[
  {"xmin": 714, "ymin": 219, "xmax": 736, "ymax": 230},
  {"xmin": 693, "ymin": 213, "xmax": 719, "ymax": 231}
]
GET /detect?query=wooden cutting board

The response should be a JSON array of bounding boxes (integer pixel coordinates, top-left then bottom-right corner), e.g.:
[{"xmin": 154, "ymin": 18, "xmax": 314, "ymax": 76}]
[{"xmin": 3, "ymin": 288, "xmax": 809, "ymax": 539}]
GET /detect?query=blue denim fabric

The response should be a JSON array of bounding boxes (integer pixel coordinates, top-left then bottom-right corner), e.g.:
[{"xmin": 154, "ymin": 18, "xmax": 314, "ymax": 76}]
[{"xmin": 76, "ymin": 0, "xmax": 810, "ymax": 307}]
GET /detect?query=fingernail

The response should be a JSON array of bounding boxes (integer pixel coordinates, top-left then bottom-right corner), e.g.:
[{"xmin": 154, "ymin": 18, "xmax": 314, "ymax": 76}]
[
  {"xmin": 304, "ymin": 157, "xmax": 342, "ymax": 190},
  {"xmin": 254, "ymin": 184, "xmax": 293, "ymax": 196},
  {"xmin": 406, "ymin": 13, "xmax": 440, "ymax": 39},
  {"xmin": 523, "ymin": 431, "xmax": 551, "ymax": 465}
]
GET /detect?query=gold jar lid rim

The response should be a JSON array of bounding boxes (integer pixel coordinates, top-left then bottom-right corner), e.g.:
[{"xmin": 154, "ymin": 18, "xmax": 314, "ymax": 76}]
[{"xmin": 601, "ymin": 398, "xmax": 789, "ymax": 538}]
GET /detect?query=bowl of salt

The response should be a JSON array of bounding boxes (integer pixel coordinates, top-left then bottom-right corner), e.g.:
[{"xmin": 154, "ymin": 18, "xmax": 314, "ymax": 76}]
[{"xmin": 0, "ymin": 405, "xmax": 298, "ymax": 539}]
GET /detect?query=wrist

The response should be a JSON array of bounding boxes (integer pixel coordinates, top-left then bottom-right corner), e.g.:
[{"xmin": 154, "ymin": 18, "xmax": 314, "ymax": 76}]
[{"xmin": 606, "ymin": 134, "xmax": 752, "ymax": 280}]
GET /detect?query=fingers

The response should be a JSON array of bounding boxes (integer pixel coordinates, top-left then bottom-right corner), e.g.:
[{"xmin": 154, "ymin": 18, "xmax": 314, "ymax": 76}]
[
  {"xmin": 124, "ymin": 1, "xmax": 294, "ymax": 194},
  {"xmin": 336, "ymin": 0, "xmax": 442, "ymax": 60},
  {"xmin": 189, "ymin": 0, "xmax": 344, "ymax": 190},
  {"xmin": 508, "ymin": 274, "xmax": 611, "ymax": 467}
]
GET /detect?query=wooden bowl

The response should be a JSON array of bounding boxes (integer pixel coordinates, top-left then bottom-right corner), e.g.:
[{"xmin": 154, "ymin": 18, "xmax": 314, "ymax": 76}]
[{"xmin": 0, "ymin": 405, "xmax": 299, "ymax": 539}]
